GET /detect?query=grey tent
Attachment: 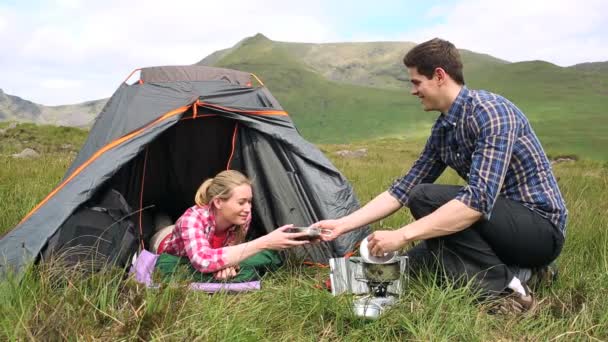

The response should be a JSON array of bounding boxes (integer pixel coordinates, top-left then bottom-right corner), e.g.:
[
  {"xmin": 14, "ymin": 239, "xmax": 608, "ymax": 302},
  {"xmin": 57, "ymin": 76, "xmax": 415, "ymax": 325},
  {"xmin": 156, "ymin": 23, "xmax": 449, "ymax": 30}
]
[{"xmin": 0, "ymin": 65, "xmax": 369, "ymax": 277}]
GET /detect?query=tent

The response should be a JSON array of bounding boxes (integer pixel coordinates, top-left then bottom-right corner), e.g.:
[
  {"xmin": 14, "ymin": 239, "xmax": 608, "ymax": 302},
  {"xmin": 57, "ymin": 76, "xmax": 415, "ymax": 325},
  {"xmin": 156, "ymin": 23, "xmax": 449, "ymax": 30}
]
[{"xmin": 0, "ymin": 65, "xmax": 369, "ymax": 277}]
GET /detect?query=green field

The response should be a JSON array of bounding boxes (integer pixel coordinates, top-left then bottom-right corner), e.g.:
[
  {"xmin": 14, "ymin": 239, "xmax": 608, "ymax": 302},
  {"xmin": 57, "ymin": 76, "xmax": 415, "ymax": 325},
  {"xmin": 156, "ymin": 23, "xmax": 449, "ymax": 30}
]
[{"xmin": 1, "ymin": 124, "xmax": 607, "ymax": 340}]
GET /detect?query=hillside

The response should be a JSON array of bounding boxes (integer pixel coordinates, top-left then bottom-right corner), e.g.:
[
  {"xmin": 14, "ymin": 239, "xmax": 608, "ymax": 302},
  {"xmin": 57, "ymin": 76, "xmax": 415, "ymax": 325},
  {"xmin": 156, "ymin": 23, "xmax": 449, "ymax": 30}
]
[
  {"xmin": 205, "ymin": 34, "xmax": 428, "ymax": 142},
  {"xmin": 201, "ymin": 34, "xmax": 608, "ymax": 159},
  {"xmin": 199, "ymin": 34, "xmax": 509, "ymax": 90},
  {"xmin": 3, "ymin": 33, "xmax": 607, "ymax": 159},
  {"xmin": 0, "ymin": 89, "xmax": 106, "ymax": 127},
  {"xmin": 570, "ymin": 61, "xmax": 608, "ymax": 73}
]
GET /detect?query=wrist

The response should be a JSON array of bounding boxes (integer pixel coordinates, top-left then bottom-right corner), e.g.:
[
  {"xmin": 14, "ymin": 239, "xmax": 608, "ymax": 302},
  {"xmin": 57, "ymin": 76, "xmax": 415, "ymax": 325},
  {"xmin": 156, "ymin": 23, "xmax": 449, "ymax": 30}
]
[
  {"xmin": 254, "ymin": 235, "xmax": 269, "ymax": 250},
  {"xmin": 337, "ymin": 217, "xmax": 353, "ymax": 233},
  {"xmin": 400, "ymin": 227, "xmax": 412, "ymax": 246}
]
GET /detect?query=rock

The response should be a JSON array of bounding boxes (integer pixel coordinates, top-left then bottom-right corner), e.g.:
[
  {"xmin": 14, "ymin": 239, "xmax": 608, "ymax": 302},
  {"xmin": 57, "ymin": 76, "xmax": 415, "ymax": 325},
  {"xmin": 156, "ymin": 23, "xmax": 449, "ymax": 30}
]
[
  {"xmin": 12, "ymin": 148, "xmax": 40, "ymax": 159},
  {"xmin": 551, "ymin": 156, "xmax": 577, "ymax": 164},
  {"xmin": 0, "ymin": 122, "xmax": 17, "ymax": 135},
  {"xmin": 335, "ymin": 148, "xmax": 368, "ymax": 158}
]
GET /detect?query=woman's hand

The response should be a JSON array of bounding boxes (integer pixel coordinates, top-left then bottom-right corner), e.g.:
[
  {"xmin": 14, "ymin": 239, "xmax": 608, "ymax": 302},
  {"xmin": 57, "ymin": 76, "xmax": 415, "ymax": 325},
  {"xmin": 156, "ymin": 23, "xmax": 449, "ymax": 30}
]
[
  {"xmin": 214, "ymin": 266, "xmax": 239, "ymax": 280},
  {"xmin": 260, "ymin": 225, "xmax": 311, "ymax": 250},
  {"xmin": 313, "ymin": 219, "xmax": 345, "ymax": 241}
]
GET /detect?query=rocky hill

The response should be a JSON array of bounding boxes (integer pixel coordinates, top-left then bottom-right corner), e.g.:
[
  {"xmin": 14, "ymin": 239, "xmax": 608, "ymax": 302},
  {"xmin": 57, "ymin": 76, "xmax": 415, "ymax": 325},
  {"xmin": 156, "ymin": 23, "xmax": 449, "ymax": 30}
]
[{"xmin": 0, "ymin": 88, "xmax": 106, "ymax": 127}]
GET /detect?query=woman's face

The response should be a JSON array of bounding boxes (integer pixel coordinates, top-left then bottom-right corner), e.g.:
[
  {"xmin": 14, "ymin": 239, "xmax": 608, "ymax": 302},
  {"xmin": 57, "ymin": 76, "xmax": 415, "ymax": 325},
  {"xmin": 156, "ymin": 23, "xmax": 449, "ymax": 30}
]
[{"xmin": 215, "ymin": 184, "xmax": 252, "ymax": 226}]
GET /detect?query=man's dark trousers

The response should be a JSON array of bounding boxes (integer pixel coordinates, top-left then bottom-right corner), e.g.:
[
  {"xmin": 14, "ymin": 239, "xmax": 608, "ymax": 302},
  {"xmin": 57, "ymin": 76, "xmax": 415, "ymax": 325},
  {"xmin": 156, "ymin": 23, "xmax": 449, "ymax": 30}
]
[{"xmin": 405, "ymin": 184, "xmax": 564, "ymax": 295}]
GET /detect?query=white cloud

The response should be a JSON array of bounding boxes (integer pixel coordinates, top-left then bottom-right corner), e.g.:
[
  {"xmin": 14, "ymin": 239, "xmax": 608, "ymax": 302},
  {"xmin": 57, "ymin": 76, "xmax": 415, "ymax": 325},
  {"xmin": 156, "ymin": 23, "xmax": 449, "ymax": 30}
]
[
  {"xmin": 0, "ymin": 6, "xmax": 15, "ymax": 36},
  {"xmin": 0, "ymin": 15, "xmax": 6, "ymax": 34},
  {"xmin": 40, "ymin": 78, "xmax": 82, "ymax": 90},
  {"xmin": 1, "ymin": 0, "xmax": 607, "ymax": 105},
  {"xmin": 54, "ymin": 0, "xmax": 82, "ymax": 9},
  {"xmin": 404, "ymin": 0, "xmax": 608, "ymax": 66},
  {"xmin": 1, "ymin": 0, "xmax": 336, "ymax": 105}
]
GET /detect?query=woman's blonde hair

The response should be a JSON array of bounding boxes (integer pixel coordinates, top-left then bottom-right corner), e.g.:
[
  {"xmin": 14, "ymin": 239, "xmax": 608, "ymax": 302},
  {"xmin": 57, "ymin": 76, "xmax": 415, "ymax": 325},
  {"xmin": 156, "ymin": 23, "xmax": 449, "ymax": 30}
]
[{"xmin": 194, "ymin": 170, "xmax": 252, "ymax": 245}]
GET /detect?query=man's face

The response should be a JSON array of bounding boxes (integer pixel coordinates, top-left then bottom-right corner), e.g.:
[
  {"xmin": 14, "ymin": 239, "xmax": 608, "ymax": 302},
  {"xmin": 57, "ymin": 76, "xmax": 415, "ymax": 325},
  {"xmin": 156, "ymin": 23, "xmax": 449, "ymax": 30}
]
[{"xmin": 407, "ymin": 67, "xmax": 441, "ymax": 112}]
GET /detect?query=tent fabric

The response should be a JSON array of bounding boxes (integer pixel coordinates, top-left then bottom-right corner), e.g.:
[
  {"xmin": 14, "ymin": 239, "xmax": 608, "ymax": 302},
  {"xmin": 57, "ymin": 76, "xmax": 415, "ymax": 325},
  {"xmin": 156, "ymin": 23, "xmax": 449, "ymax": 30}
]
[
  {"xmin": 140, "ymin": 65, "xmax": 252, "ymax": 85},
  {"xmin": 0, "ymin": 65, "xmax": 370, "ymax": 278}
]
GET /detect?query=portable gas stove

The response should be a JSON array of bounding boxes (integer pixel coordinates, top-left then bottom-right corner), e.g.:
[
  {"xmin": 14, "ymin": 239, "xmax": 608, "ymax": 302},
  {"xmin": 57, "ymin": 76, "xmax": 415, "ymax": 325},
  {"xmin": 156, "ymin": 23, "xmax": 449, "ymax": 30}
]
[{"xmin": 329, "ymin": 256, "xmax": 408, "ymax": 319}]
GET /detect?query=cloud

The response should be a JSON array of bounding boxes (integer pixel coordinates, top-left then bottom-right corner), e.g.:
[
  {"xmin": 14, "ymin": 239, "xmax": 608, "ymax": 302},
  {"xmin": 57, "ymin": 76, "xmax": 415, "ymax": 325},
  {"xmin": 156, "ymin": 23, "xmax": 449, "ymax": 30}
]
[
  {"xmin": 404, "ymin": 0, "xmax": 608, "ymax": 66},
  {"xmin": 40, "ymin": 78, "xmax": 82, "ymax": 90},
  {"xmin": 1, "ymin": 0, "xmax": 607, "ymax": 105},
  {"xmin": 1, "ymin": 0, "xmax": 337, "ymax": 105}
]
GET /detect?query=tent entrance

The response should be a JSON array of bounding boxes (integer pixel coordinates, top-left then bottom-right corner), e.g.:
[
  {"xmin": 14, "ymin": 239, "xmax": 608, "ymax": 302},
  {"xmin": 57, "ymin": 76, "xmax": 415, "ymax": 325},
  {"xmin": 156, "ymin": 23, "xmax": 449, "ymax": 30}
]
[{"xmin": 109, "ymin": 114, "xmax": 246, "ymax": 245}]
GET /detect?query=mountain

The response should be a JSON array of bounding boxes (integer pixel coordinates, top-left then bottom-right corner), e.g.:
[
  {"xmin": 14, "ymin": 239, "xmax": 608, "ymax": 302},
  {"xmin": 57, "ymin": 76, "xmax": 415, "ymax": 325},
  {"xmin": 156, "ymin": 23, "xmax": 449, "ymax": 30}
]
[
  {"xmin": 3, "ymin": 33, "xmax": 607, "ymax": 159},
  {"xmin": 198, "ymin": 34, "xmax": 510, "ymax": 91},
  {"xmin": 0, "ymin": 89, "xmax": 106, "ymax": 127},
  {"xmin": 569, "ymin": 61, "xmax": 608, "ymax": 73},
  {"xmin": 196, "ymin": 34, "xmax": 607, "ymax": 159}
]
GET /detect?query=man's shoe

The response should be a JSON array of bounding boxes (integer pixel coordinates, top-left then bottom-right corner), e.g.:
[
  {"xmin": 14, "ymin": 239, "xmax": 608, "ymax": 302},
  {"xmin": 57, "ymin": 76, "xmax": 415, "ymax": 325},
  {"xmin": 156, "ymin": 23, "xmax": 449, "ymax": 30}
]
[
  {"xmin": 529, "ymin": 262, "xmax": 558, "ymax": 291},
  {"xmin": 487, "ymin": 284, "xmax": 538, "ymax": 315}
]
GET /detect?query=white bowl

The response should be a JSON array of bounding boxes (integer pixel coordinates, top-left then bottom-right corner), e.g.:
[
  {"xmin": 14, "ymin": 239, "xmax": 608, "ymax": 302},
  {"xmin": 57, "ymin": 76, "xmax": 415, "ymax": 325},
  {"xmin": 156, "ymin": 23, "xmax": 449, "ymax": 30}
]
[{"xmin": 359, "ymin": 237, "xmax": 398, "ymax": 264}]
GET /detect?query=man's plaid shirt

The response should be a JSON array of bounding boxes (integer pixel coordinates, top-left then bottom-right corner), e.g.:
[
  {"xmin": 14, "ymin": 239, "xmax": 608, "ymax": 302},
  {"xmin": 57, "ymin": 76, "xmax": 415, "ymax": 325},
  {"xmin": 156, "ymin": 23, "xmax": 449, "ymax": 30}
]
[
  {"xmin": 163, "ymin": 204, "xmax": 251, "ymax": 273},
  {"xmin": 389, "ymin": 86, "xmax": 567, "ymax": 235}
]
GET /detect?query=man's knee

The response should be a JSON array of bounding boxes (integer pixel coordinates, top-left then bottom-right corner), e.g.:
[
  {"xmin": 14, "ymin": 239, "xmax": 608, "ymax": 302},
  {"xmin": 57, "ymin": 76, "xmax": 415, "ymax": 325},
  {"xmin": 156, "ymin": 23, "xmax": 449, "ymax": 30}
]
[
  {"xmin": 409, "ymin": 184, "xmax": 435, "ymax": 219},
  {"xmin": 409, "ymin": 184, "xmax": 462, "ymax": 219},
  {"xmin": 411, "ymin": 184, "xmax": 460, "ymax": 205},
  {"xmin": 409, "ymin": 183, "xmax": 431, "ymax": 202}
]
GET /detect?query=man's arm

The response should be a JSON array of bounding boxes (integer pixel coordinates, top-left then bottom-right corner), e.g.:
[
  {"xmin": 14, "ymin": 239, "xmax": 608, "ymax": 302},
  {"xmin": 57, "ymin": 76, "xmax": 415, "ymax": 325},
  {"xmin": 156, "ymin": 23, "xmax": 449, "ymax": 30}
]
[
  {"xmin": 402, "ymin": 199, "xmax": 482, "ymax": 240},
  {"xmin": 368, "ymin": 199, "xmax": 482, "ymax": 255},
  {"xmin": 319, "ymin": 136, "xmax": 446, "ymax": 240},
  {"xmin": 333, "ymin": 191, "xmax": 403, "ymax": 234},
  {"xmin": 388, "ymin": 134, "xmax": 447, "ymax": 207},
  {"xmin": 368, "ymin": 101, "xmax": 519, "ymax": 255}
]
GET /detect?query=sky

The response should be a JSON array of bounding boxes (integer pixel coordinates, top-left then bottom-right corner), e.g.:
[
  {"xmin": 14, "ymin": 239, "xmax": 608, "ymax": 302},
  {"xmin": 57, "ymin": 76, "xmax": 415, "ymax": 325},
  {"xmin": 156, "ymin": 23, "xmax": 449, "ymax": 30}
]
[{"xmin": 0, "ymin": 0, "xmax": 607, "ymax": 106}]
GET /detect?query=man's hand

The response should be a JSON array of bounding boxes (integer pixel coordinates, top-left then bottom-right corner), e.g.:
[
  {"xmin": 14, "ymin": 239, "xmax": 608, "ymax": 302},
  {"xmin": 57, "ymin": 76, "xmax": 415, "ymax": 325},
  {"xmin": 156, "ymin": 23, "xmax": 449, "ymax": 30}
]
[
  {"xmin": 313, "ymin": 219, "xmax": 345, "ymax": 241},
  {"xmin": 367, "ymin": 230, "xmax": 407, "ymax": 257},
  {"xmin": 214, "ymin": 266, "xmax": 239, "ymax": 280}
]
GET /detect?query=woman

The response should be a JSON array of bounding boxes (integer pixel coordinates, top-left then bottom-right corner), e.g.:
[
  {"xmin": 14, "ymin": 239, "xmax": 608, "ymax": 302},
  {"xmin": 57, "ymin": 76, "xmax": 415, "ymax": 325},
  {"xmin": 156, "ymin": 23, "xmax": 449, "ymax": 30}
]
[{"xmin": 155, "ymin": 169, "xmax": 310, "ymax": 280}]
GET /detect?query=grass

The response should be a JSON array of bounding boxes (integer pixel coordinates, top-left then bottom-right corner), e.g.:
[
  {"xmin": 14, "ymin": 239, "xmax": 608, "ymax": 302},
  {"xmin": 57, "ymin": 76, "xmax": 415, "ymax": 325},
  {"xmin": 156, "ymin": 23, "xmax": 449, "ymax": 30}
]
[{"xmin": 1, "ymin": 124, "xmax": 607, "ymax": 340}]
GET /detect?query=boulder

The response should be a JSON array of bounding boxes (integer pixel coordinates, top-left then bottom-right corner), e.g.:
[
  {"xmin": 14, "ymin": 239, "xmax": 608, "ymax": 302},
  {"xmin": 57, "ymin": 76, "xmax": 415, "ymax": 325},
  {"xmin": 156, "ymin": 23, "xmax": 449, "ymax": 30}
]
[
  {"xmin": 12, "ymin": 148, "xmax": 40, "ymax": 159},
  {"xmin": 335, "ymin": 148, "xmax": 368, "ymax": 158},
  {"xmin": 0, "ymin": 122, "xmax": 17, "ymax": 135}
]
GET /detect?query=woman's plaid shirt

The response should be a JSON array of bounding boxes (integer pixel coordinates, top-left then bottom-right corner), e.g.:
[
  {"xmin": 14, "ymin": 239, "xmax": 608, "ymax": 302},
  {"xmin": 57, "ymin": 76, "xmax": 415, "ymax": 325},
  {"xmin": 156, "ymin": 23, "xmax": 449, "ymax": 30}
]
[
  {"xmin": 389, "ymin": 86, "xmax": 567, "ymax": 235},
  {"xmin": 162, "ymin": 204, "xmax": 251, "ymax": 273}
]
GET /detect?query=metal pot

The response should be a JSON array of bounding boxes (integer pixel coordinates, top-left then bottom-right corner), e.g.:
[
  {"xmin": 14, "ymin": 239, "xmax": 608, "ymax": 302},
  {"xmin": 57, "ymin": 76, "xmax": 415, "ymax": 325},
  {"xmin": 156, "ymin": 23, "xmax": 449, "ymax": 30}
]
[
  {"xmin": 352, "ymin": 296, "xmax": 397, "ymax": 319},
  {"xmin": 362, "ymin": 260, "xmax": 401, "ymax": 283},
  {"xmin": 353, "ymin": 300, "xmax": 382, "ymax": 319}
]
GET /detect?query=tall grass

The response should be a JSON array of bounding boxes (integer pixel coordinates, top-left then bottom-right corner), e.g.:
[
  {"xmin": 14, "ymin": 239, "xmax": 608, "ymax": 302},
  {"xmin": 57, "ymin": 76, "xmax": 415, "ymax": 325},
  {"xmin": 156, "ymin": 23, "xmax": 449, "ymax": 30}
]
[{"xmin": 1, "ymin": 128, "xmax": 607, "ymax": 339}]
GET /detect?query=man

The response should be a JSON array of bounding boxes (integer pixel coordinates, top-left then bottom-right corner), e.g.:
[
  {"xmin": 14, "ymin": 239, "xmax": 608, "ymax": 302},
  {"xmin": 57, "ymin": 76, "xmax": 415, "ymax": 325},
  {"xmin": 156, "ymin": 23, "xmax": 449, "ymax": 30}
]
[{"xmin": 317, "ymin": 38, "xmax": 567, "ymax": 313}]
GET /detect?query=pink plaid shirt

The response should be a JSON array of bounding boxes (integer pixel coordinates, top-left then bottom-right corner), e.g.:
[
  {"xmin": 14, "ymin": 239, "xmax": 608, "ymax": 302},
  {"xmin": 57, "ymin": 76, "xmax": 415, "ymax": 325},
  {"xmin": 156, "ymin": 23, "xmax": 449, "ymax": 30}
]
[{"xmin": 162, "ymin": 204, "xmax": 251, "ymax": 273}]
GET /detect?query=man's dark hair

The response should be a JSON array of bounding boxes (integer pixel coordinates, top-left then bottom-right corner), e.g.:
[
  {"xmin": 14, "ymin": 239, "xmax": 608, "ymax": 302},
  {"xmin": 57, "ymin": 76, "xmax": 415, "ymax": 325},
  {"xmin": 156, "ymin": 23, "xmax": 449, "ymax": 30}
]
[{"xmin": 403, "ymin": 38, "xmax": 465, "ymax": 85}]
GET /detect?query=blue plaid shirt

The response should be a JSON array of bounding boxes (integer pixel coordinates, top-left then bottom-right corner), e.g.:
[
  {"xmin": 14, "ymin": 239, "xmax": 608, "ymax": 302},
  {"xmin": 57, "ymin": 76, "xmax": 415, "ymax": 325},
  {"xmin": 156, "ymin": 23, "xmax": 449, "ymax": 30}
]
[{"xmin": 389, "ymin": 86, "xmax": 567, "ymax": 235}]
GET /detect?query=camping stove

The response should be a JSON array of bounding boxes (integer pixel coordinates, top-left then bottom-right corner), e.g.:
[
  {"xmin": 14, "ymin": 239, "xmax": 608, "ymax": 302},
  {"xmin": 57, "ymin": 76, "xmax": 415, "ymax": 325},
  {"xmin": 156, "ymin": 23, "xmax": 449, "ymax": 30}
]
[
  {"xmin": 351, "ymin": 280, "xmax": 399, "ymax": 319},
  {"xmin": 329, "ymin": 256, "xmax": 407, "ymax": 319}
]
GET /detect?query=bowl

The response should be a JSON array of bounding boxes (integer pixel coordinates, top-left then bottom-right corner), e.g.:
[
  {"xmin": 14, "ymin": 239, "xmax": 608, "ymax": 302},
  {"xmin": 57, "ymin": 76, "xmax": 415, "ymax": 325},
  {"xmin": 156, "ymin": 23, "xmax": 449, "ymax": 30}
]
[
  {"xmin": 359, "ymin": 237, "xmax": 398, "ymax": 264},
  {"xmin": 286, "ymin": 226, "xmax": 321, "ymax": 240}
]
